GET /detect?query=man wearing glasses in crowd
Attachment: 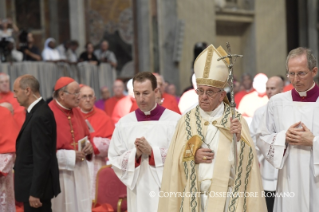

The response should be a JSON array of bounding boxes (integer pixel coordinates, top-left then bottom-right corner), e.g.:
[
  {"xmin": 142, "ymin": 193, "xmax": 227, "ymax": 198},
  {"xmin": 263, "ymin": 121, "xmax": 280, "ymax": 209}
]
[
  {"xmin": 48, "ymin": 77, "xmax": 96, "ymax": 212},
  {"xmin": 257, "ymin": 47, "xmax": 319, "ymax": 212}
]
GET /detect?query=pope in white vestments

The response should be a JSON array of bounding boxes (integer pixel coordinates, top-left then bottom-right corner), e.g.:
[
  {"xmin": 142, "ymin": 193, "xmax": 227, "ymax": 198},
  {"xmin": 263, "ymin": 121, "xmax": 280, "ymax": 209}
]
[
  {"xmin": 257, "ymin": 47, "xmax": 319, "ymax": 212},
  {"xmin": 108, "ymin": 72, "xmax": 180, "ymax": 212},
  {"xmin": 159, "ymin": 44, "xmax": 267, "ymax": 212}
]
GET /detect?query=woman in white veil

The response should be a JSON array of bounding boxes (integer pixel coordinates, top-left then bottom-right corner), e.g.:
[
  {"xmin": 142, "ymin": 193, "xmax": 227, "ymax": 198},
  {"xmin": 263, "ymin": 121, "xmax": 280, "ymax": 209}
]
[{"xmin": 42, "ymin": 38, "xmax": 61, "ymax": 61}]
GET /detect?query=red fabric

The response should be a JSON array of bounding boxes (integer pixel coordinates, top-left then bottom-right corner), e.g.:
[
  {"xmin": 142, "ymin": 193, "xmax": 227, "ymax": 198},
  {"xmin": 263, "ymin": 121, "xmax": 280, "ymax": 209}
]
[
  {"xmin": 79, "ymin": 107, "xmax": 115, "ymax": 140},
  {"xmin": 54, "ymin": 77, "xmax": 74, "ymax": 91},
  {"xmin": 234, "ymin": 89, "xmax": 255, "ymax": 108},
  {"xmin": 0, "ymin": 91, "xmax": 25, "ymax": 128},
  {"xmin": 0, "ymin": 107, "xmax": 19, "ymax": 153},
  {"xmin": 15, "ymin": 203, "xmax": 24, "ymax": 212},
  {"xmin": 162, "ymin": 93, "xmax": 181, "ymax": 114},
  {"xmin": 135, "ymin": 156, "xmax": 142, "ymax": 167},
  {"xmin": 111, "ymin": 96, "xmax": 135, "ymax": 124},
  {"xmin": 48, "ymin": 100, "xmax": 98, "ymax": 155},
  {"xmin": 104, "ymin": 95, "xmax": 125, "ymax": 117},
  {"xmin": 92, "ymin": 203, "xmax": 114, "ymax": 212},
  {"xmin": 130, "ymin": 100, "xmax": 138, "ymax": 112},
  {"xmin": 283, "ymin": 84, "xmax": 294, "ymax": 92},
  {"xmin": 149, "ymin": 150, "xmax": 155, "ymax": 166},
  {"xmin": 95, "ymin": 166, "xmax": 127, "ymax": 212}
]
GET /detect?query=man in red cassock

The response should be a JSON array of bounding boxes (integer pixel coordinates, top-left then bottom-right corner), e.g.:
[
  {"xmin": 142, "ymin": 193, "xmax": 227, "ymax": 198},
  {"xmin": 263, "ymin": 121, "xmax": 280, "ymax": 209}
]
[
  {"xmin": 48, "ymin": 77, "xmax": 98, "ymax": 212},
  {"xmin": 78, "ymin": 85, "xmax": 115, "ymax": 200},
  {"xmin": 0, "ymin": 73, "xmax": 25, "ymax": 128},
  {"xmin": 104, "ymin": 80, "xmax": 125, "ymax": 117},
  {"xmin": 153, "ymin": 73, "xmax": 181, "ymax": 114},
  {"xmin": 234, "ymin": 73, "xmax": 255, "ymax": 108},
  {"xmin": 0, "ymin": 106, "xmax": 19, "ymax": 212},
  {"xmin": 112, "ymin": 79, "xmax": 138, "ymax": 124}
]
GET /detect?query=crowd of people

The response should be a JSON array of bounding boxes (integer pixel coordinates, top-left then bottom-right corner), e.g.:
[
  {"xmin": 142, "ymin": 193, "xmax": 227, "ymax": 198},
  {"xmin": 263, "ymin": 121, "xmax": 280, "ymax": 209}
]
[
  {"xmin": 0, "ymin": 18, "xmax": 117, "ymax": 67},
  {"xmin": 1, "ymin": 38, "xmax": 319, "ymax": 212}
]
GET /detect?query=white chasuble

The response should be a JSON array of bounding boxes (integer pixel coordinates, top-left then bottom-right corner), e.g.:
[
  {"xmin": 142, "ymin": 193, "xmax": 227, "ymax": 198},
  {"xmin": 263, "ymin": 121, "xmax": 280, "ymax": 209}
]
[
  {"xmin": 109, "ymin": 109, "xmax": 180, "ymax": 212},
  {"xmin": 258, "ymin": 91, "xmax": 319, "ymax": 212}
]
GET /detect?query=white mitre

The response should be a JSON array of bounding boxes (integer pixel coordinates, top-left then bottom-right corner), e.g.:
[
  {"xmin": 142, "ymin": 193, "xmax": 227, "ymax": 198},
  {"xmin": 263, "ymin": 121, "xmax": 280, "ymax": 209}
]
[
  {"xmin": 194, "ymin": 44, "xmax": 230, "ymax": 89},
  {"xmin": 194, "ymin": 44, "xmax": 230, "ymax": 103}
]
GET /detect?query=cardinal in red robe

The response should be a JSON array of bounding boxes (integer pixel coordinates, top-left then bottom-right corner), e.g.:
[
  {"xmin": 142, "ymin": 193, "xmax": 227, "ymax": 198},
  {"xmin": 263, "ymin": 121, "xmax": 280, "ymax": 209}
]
[
  {"xmin": 78, "ymin": 85, "xmax": 115, "ymax": 200},
  {"xmin": 0, "ymin": 106, "xmax": 19, "ymax": 212},
  {"xmin": 49, "ymin": 77, "xmax": 98, "ymax": 212},
  {"xmin": 104, "ymin": 80, "xmax": 125, "ymax": 116},
  {"xmin": 234, "ymin": 73, "xmax": 255, "ymax": 108}
]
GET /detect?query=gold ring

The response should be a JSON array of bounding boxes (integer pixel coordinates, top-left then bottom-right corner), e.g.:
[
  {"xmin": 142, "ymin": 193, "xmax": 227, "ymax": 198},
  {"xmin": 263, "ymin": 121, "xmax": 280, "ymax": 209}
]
[
  {"xmin": 203, "ymin": 156, "xmax": 207, "ymax": 160},
  {"xmin": 81, "ymin": 158, "xmax": 84, "ymax": 161}
]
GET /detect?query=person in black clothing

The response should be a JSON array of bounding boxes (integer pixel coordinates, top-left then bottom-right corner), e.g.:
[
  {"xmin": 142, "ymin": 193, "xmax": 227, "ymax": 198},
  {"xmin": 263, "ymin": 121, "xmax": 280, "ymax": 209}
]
[
  {"xmin": 78, "ymin": 42, "xmax": 99, "ymax": 65},
  {"xmin": 13, "ymin": 75, "xmax": 60, "ymax": 212},
  {"xmin": 19, "ymin": 31, "xmax": 41, "ymax": 61}
]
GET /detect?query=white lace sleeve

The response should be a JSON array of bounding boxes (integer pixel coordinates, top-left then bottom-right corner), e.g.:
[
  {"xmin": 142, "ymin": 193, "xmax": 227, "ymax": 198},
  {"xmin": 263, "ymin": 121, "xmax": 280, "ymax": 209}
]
[
  {"xmin": 257, "ymin": 102, "xmax": 286, "ymax": 169},
  {"xmin": 108, "ymin": 126, "xmax": 140, "ymax": 190}
]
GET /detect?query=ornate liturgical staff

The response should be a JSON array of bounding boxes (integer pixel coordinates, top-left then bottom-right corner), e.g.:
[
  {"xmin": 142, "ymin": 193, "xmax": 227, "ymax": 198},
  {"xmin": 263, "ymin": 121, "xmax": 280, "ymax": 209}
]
[{"xmin": 217, "ymin": 42, "xmax": 243, "ymax": 187}]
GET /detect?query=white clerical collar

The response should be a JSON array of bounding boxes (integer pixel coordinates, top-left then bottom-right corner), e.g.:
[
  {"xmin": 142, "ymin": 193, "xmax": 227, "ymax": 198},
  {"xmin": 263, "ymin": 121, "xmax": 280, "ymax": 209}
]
[
  {"xmin": 27, "ymin": 97, "xmax": 42, "ymax": 113},
  {"xmin": 142, "ymin": 103, "xmax": 157, "ymax": 115},
  {"xmin": 55, "ymin": 99, "xmax": 71, "ymax": 110},
  {"xmin": 296, "ymin": 82, "xmax": 315, "ymax": 97},
  {"xmin": 199, "ymin": 103, "xmax": 224, "ymax": 120},
  {"xmin": 81, "ymin": 108, "xmax": 94, "ymax": 114}
]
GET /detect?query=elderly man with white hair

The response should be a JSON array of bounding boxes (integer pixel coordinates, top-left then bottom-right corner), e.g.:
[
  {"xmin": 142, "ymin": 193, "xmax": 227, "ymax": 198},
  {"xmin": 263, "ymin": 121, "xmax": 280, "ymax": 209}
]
[{"xmin": 159, "ymin": 44, "xmax": 266, "ymax": 212}]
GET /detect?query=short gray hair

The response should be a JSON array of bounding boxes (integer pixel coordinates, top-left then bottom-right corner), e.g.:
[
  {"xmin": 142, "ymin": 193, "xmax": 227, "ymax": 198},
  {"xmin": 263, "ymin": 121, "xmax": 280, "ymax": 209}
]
[
  {"xmin": 53, "ymin": 85, "xmax": 67, "ymax": 99},
  {"xmin": 286, "ymin": 47, "xmax": 317, "ymax": 71},
  {"xmin": 19, "ymin": 75, "xmax": 40, "ymax": 93}
]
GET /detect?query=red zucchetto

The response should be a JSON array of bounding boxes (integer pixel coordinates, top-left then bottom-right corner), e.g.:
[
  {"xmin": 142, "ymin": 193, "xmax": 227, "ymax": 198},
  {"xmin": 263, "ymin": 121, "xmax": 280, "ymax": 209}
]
[{"xmin": 54, "ymin": 77, "xmax": 75, "ymax": 91}]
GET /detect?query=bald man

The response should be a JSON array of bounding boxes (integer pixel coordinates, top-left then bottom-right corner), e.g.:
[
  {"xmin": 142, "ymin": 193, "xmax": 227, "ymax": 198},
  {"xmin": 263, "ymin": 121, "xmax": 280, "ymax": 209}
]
[
  {"xmin": 78, "ymin": 85, "xmax": 115, "ymax": 200},
  {"xmin": 249, "ymin": 76, "xmax": 284, "ymax": 212},
  {"xmin": 154, "ymin": 74, "xmax": 181, "ymax": 114},
  {"xmin": 13, "ymin": 75, "xmax": 60, "ymax": 212},
  {"xmin": 104, "ymin": 80, "xmax": 125, "ymax": 117}
]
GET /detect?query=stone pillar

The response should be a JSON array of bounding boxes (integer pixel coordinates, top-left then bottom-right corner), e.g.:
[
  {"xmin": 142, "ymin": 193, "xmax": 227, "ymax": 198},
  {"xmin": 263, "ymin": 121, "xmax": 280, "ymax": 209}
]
[
  {"xmin": 0, "ymin": 0, "xmax": 6, "ymax": 19},
  {"xmin": 157, "ymin": 0, "xmax": 180, "ymax": 90},
  {"xmin": 134, "ymin": 0, "xmax": 152, "ymax": 73},
  {"xmin": 69, "ymin": 0, "xmax": 86, "ymax": 52},
  {"xmin": 307, "ymin": 0, "xmax": 318, "ymax": 58},
  {"xmin": 254, "ymin": 0, "xmax": 287, "ymax": 77},
  {"xmin": 49, "ymin": 0, "xmax": 59, "ymax": 43}
]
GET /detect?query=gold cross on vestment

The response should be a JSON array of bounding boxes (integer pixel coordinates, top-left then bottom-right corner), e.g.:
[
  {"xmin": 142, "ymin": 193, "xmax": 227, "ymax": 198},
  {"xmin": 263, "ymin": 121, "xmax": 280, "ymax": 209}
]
[{"xmin": 66, "ymin": 116, "xmax": 77, "ymax": 150}]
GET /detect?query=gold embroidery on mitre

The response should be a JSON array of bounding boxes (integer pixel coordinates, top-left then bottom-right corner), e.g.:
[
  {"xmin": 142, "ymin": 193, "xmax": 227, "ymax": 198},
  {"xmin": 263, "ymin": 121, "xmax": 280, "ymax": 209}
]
[
  {"xmin": 183, "ymin": 135, "xmax": 203, "ymax": 162},
  {"xmin": 203, "ymin": 45, "xmax": 214, "ymax": 78},
  {"xmin": 196, "ymin": 78, "xmax": 227, "ymax": 89},
  {"xmin": 216, "ymin": 46, "xmax": 230, "ymax": 66}
]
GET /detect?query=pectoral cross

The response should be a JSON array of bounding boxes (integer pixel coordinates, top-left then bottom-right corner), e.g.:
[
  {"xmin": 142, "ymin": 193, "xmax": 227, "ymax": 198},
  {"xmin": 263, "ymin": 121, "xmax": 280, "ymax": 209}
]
[{"xmin": 67, "ymin": 116, "xmax": 77, "ymax": 150}]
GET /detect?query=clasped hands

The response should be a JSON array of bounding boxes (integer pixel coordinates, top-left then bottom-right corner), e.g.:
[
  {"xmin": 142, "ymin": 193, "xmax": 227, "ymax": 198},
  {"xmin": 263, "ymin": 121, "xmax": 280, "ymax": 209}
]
[
  {"xmin": 135, "ymin": 137, "xmax": 152, "ymax": 159},
  {"xmin": 75, "ymin": 142, "xmax": 93, "ymax": 162},
  {"xmin": 286, "ymin": 122, "xmax": 314, "ymax": 146},
  {"xmin": 195, "ymin": 117, "xmax": 241, "ymax": 164}
]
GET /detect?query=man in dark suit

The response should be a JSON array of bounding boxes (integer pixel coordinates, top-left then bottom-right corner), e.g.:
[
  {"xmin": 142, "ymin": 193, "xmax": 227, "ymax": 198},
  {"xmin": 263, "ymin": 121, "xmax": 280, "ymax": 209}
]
[{"xmin": 13, "ymin": 74, "xmax": 60, "ymax": 212}]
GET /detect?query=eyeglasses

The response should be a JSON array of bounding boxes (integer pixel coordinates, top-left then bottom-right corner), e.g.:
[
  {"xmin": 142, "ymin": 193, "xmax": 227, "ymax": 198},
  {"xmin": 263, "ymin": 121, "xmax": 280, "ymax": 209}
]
[
  {"xmin": 65, "ymin": 91, "xmax": 80, "ymax": 96},
  {"xmin": 196, "ymin": 88, "xmax": 222, "ymax": 97},
  {"xmin": 287, "ymin": 71, "xmax": 310, "ymax": 78},
  {"xmin": 81, "ymin": 95, "xmax": 94, "ymax": 100}
]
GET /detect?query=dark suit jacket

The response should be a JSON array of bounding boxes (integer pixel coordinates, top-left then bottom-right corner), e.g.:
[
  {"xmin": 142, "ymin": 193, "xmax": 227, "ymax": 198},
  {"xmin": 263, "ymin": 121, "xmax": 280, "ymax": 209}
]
[{"xmin": 14, "ymin": 99, "xmax": 60, "ymax": 202}]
